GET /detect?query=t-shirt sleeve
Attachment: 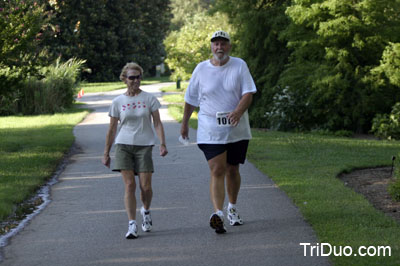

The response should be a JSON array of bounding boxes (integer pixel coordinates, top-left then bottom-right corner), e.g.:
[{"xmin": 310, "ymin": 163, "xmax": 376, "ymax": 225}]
[
  {"xmin": 108, "ymin": 98, "xmax": 120, "ymax": 118},
  {"xmin": 184, "ymin": 65, "xmax": 201, "ymax": 107},
  {"xmin": 150, "ymin": 96, "xmax": 161, "ymax": 112},
  {"xmin": 240, "ymin": 61, "xmax": 257, "ymax": 96}
]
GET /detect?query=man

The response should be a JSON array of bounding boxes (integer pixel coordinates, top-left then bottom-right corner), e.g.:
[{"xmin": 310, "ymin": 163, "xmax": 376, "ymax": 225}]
[{"xmin": 180, "ymin": 30, "xmax": 257, "ymax": 234}]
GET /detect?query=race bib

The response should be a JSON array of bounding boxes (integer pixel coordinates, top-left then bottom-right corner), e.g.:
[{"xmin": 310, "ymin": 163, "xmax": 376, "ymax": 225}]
[{"xmin": 216, "ymin": 112, "xmax": 231, "ymax": 127}]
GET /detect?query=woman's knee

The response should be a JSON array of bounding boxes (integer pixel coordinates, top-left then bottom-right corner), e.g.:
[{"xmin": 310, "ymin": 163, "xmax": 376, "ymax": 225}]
[{"xmin": 139, "ymin": 173, "xmax": 152, "ymax": 192}]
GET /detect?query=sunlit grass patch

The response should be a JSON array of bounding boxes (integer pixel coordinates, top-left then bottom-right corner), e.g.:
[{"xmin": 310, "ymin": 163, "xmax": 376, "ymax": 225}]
[{"xmin": 0, "ymin": 108, "xmax": 89, "ymax": 221}]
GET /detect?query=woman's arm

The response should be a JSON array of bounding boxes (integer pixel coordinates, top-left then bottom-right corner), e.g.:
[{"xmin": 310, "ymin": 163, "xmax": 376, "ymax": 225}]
[
  {"xmin": 152, "ymin": 110, "xmax": 168, "ymax": 157},
  {"xmin": 102, "ymin": 117, "xmax": 119, "ymax": 168}
]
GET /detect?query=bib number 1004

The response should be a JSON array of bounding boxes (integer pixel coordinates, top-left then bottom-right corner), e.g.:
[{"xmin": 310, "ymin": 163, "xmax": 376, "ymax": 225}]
[{"xmin": 216, "ymin": 112, "xmax": 231, "ymax": 127}]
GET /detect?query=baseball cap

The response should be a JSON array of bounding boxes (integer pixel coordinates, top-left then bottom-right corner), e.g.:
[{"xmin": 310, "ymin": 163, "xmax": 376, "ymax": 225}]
[{"xmin": 210, "ymin": 30, "xmax": 230, "ymax": 42}]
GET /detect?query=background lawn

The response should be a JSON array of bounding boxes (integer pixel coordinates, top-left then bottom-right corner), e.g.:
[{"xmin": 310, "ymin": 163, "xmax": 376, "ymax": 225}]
[{"xmin": 0, "ymin": 108, "xmax": 89, "ymax": 224}]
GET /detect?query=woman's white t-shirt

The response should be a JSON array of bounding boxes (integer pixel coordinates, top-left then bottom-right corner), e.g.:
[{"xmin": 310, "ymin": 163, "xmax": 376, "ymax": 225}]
[
  {"xmin": 109, "ymin": 91, "xmax": 161, "ymax": 145},
  {"xmin": 185, "ymin": 57, "xmax": 257, "ymax": 144}
]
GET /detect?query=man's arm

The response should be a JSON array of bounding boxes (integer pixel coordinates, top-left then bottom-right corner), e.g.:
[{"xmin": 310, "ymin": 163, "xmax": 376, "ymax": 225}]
[{"xmin": 228, "ymin": 92, "xmax": 253, "ymax": 127}]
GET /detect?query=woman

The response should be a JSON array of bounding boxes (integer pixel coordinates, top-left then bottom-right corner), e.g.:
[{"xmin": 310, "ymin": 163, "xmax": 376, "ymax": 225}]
[{"xmin": 102, "ymin": 62, "xmax": 168, "ymax": 239}]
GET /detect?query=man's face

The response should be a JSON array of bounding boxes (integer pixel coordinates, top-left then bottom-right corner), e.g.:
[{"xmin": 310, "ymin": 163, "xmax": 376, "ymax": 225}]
[{"xmin": 211, "ymin": 38, "xmax": 231, "ymax": 61}]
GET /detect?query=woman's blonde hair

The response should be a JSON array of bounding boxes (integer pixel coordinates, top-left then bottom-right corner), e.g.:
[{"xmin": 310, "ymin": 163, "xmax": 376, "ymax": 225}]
[{"xmin": 120, "ymin": 62, "xmax": 144, "ymax": 81}]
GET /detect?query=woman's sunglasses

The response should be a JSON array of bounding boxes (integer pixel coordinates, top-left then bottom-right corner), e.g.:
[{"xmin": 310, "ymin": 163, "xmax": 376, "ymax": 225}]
[{"xmin": 127, "ymin": 75, "xmax": 142, "ymax": 80}]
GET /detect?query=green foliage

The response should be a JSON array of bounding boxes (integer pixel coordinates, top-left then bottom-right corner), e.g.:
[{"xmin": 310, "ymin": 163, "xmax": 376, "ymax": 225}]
[
  {"xmin": 371, "ymin": 102, "xmax": 400, "ymax": 140},
  {"xmin": 22, "ymin": 58, "xmax": 85, "ymax": 114},
  {"xmin": 1, "ymin": 57, "xmax": 85, "ymax": 115},
  {"xmin": 373, "ymin": 42, "xmax": 400, "ymax": 87},
  {"xmin": 0, "ymin": 0, "xmax": 52, "ymax": 115},
  {"xmin": 213, "ymin": 0, "xmax": 400, "ymax": 133},
  {"xmin": 389, "ymin": 179, "xmax": 400, "ymax": 202},
  {"xmin": 0, "ymin": 66, "xmax": 23, "ymax": 115},
  {"xmin": 278, "ymin": 0, "xmax": 400, "ymax": 132},
  {"xmin": 213, "ymin": 0, "xmax": 291, "ymax": 128},
  {"xmin": 43, "ymin": 0, "xmax": 171, "ymax": 81},
  {"xmin": 164, "ymin": 11, "xmax": 234, "ymax": 81},
  {"xmin": 388, "ymin": 154, "xmax": 400, "ymax": 202},
  {"xmin": 0, "ymin": 0, "xmax": 49, "ymax": 69},
  {"xmin": 169, "ymin": 0, "xmax": 212, "ymax": 31}
]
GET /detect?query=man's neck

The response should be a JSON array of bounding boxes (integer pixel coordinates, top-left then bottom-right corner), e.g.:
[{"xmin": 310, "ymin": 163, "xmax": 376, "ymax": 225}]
[{"xmin": 211, "ymin": 56, "xmax": 230, "ymax": 66}]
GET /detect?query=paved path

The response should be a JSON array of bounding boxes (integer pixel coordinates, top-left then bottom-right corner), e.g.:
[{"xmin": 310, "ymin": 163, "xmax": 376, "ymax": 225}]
[{"xmin": 0, "ymin": 83, "xmax": 330, "ymax": 266}]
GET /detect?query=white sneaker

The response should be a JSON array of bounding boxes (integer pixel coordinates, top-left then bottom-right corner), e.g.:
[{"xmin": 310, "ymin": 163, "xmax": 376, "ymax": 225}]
[
  {"xmin": 125, "ymin": 221, "xmax": 138, "ymax": 239},
  {"xmin": 227, "ymin": 206, "xmax": 243, "ymax": 226},
  {"xmin": 140, "ymin": 207, "xmax": 152, "ymax": 232},
  {"xmin": 209, "ymin": 211, "xmax": 226, "ymax": 234}
]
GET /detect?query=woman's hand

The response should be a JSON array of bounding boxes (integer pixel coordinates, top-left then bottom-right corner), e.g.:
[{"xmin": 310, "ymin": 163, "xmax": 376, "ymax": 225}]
[
  {"xmin": 102, "ymin": 154, "xmax": 111, "ymax": 168},
  {"xmin": 159, "ymin": 144, "xmax": 168, "ymax": 157}
]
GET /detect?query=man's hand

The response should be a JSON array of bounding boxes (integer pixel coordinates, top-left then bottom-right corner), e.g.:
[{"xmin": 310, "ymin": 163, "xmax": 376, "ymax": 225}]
[
  {"xmin": 227, "ymin": 111, "xmax": 241, "ymax": 127},
  {"xmin": 180, "ymin": 124, "xmax": 189, "ymax": 140}
]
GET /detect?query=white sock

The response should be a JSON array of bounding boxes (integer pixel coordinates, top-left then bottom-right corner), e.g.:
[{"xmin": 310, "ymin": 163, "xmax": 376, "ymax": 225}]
[
  {"xmin": 129, "ymin": 220, "xmax": 136, "ymax": 225},
  {"xmin": 228, "ymin": 203, "xmax": 236, "ymax": 210},
  {"xmin": 216, "ymin": 210, "xmax": 224, "ymax": 217}
]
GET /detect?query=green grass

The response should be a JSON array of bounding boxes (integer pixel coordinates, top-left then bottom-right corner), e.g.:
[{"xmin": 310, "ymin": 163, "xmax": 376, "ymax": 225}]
[
  {"xmin": 163, "ymin": 95, "xmax": 400, "ymax": 265},
  {"xmin": 160, "ymin": 81, "xmax": 189, "ymax": 93},
  {"xmin": 162, "ymin": 92, "xmax": 198, "ymax": 130},
  {"xmin": 248, "ymin": 131, "xmax": 400, "ymax": 265},
  {"xmin": 80, "ymin": 76, "xmax": 172, "ymax": 93},
  {"xmin": 0, "ymin": 108, "xmax": 89, "ymax": 221}
]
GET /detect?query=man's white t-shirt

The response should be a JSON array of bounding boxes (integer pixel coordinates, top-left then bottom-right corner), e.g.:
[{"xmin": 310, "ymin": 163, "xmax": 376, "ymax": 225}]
[
  {"xmin": 185, "ymin": 57, "xmax": 257, "ymax": 144},
  {"xmin": 109, "ymin": 91, "xmax": 161, "ymax": 145}
]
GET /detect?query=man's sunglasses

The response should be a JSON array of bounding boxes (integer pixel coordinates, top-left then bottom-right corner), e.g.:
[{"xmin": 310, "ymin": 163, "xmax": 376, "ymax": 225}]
[{"xmin": 127, "ymin": 75, "xmax": 142, "ymax": 80}]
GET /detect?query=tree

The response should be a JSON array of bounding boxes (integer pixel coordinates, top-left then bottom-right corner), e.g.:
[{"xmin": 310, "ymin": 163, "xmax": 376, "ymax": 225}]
[
  {"xmin": 213, "ymin": 0, "xmax": 291, "ymax": 128},
  {"xmin": 43, "ymin": 0, "xmax": 171, "ymax": 81},
  {"xmin": 0, "ymin": 0, "xmax": 51, "ymax": 114},
  {"xmin": 279, "ymin": 0, "xmax": 400, "ymax": 132},
  {"xmin": 169, "ymin": 0, "xmax": 213, "ymax": 31},
  {"xmin": 164, "ymin": 11, "xmax": 234, "ymax": 81}
]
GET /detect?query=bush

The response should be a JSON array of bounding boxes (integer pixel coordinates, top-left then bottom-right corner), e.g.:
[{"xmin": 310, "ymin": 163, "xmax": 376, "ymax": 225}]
[
  {"xmin": 264, "ymin": 85, "xmax": 314, "ymax": 131},
  {"xmin": 371, "ymin": 102, "xmax": 400, "ymax": 140},
  {"xmin": 0, "ymin": 65, "xmax": 23, "ymax": 115},
  {"xmin": 2, "ymin": 58, "xmax": 85, "ymax": 115},
  {"xmin": 389, "ymin": 154, "xmax": 400, "ymax": 202}
]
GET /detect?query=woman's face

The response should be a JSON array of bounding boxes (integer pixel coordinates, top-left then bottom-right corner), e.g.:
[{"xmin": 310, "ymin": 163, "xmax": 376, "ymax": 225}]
[{"xmin": 125, "ymin": 69, "xmax": 141, "ymax": 90}]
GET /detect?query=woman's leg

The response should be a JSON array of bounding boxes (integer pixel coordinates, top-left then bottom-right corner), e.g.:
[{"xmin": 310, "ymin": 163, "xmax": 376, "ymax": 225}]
[
  {"xmin": 138, "ymin": 172, "xmax": 153, "ymax": 209},
  {"xmin": 121, "ymin": 170, "xmax": 137, "ymax": 220}
]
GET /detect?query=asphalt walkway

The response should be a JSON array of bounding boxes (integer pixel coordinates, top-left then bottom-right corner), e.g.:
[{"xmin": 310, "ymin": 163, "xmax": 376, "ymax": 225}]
[{"xmin": 0, "ymin": 83, "xmax": 330, "ymax": 266}]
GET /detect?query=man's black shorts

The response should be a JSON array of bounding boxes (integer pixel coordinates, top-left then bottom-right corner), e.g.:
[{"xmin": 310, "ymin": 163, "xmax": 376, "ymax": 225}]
[{"xmin": 198, "ymin": 140, "xmax": 249, "ymax": 165}]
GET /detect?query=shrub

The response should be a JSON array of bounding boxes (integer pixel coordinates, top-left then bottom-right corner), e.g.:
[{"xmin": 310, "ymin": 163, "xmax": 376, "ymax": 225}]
[
  {"xmin": 0, "ymin": 65, "xmax": 23, "ymax": 115},
  {"xmin": 389, "ymin": 154, "xmax": 400, "ymax": 202},
  {"xmin": 371, "ymin": 102, "xmax": 400, "ymax": 140},
  {"xmin": 264, "ymin": 85, "xmax": 314, "ymax": 131},
  {"xmin": 19, "ymin": 58, "xmax": 86, "ymax": 114}
]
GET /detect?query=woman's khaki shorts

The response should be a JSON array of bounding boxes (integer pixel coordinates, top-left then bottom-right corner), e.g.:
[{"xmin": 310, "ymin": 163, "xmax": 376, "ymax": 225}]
[{"xmin": 113, "ymin": 144, "xmax": 154, "ymax": 173}]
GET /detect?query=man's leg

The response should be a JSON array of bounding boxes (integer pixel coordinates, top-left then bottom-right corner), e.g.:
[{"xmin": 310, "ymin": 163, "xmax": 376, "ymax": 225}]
[
  {"xmin": 226, "ymin": 163, "xmax": 241, "ymax": 204},
  {"xmin": 138, "ymin": 172, "xmax": 153, "ymax": 209},
  {"xmin": 208, "ymin": 152, "xmax": 227, "ymax": 211},
  {"xmin": 121, "ymin": 170, "xmax": 137, "ymax": 220}
]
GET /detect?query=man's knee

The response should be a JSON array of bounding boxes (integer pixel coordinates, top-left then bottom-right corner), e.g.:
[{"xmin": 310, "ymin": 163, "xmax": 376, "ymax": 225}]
[{"xmin": 227, "ymin": 164, "xmax": 240, "ymax": 177}]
